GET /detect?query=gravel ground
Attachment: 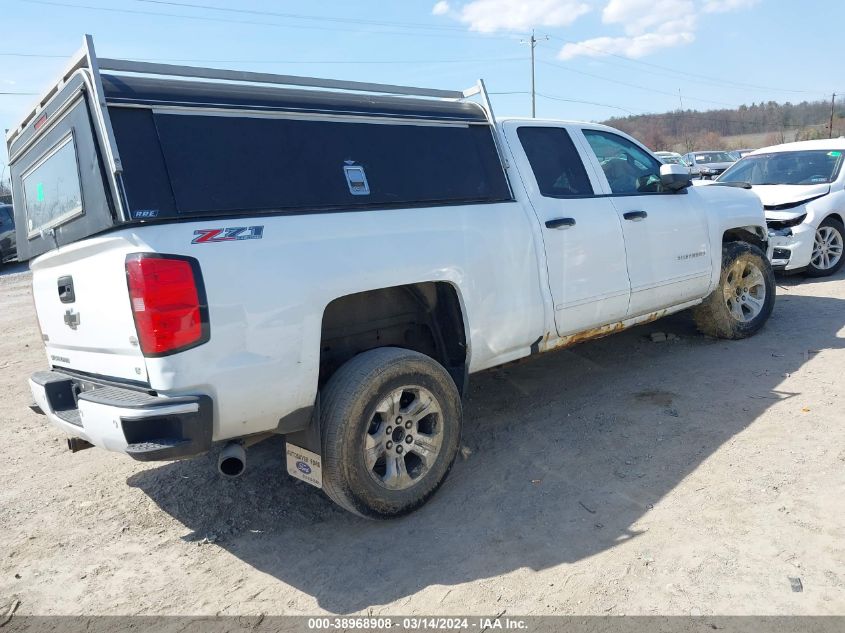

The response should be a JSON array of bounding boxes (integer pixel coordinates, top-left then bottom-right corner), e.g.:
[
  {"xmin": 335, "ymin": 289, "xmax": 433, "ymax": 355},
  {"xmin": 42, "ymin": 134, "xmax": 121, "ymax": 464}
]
[{"xmin": 1, "ymin": 261, "xmax": 844, "ymax": 616}]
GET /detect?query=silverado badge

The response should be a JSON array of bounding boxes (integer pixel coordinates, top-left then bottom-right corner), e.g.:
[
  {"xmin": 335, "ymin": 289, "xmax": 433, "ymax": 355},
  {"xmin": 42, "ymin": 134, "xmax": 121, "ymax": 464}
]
[{"xmin": 63, "ymin": 309, "xmax": 80, "ymax": 330}]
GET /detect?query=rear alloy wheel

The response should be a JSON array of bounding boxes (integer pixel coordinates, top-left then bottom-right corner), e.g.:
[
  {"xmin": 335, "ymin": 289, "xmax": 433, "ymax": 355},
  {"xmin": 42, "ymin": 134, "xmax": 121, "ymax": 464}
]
[
  {"xmin": 364, "ymin": 386, "xmax": 444, "ymax": 491},
  {"xmin": 320, "ymin": 347, "xmax": 461, "ymax": 519},
  {"xmin": 693, "ymin": 241, "xmax": 775, "ymax": 339},
  {"xmin": 806, "ymin": 217, "xmax": 845, "ymax": 277}
]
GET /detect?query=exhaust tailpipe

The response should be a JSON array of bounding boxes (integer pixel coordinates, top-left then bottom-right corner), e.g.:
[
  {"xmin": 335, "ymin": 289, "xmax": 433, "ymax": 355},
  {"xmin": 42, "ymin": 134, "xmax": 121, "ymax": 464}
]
[
  {"xmin": 68, "ymin": 437, "xmax": 94, "ymax": 453},
  {"xmin": 218, "ymin": 441, "xmax": 246, "ymax": 478}
]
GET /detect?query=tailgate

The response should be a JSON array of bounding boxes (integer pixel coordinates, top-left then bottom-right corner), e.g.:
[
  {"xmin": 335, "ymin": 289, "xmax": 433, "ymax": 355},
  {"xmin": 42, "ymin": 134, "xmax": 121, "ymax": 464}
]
[{"xmin": 31, "ymin": 234, "xmax": 148, "ymax": 383}]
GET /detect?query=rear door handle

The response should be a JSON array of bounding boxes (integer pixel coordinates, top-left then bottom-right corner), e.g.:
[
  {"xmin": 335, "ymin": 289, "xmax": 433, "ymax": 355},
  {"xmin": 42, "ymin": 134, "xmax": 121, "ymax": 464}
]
[
  {"xmin": 623, "ymin": 210, "xmax": 648, "ymax": 221},
  {"xmin": 545, "ymin": 217, "xmax": 576, "ymax": 230}
]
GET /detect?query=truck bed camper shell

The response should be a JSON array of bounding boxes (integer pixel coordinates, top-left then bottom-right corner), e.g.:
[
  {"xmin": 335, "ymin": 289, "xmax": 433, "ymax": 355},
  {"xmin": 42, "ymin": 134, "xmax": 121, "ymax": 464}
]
[{"xmin": 6, "ymin": 35, "xmax": 509, "ymax": 261}]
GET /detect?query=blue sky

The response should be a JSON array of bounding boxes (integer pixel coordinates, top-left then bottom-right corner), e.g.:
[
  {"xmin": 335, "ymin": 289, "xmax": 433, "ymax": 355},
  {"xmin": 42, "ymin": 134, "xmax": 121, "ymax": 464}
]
[{"xmin": 1, "ymin": 0, "xmax": 843, "ymax": 172}]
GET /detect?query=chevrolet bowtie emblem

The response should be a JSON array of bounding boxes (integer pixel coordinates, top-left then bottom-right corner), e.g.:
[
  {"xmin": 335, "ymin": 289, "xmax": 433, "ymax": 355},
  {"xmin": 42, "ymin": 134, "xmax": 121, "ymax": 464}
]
[{"xmin": 63, "ymin": 309, "xmax": 80, "ymax": 330}]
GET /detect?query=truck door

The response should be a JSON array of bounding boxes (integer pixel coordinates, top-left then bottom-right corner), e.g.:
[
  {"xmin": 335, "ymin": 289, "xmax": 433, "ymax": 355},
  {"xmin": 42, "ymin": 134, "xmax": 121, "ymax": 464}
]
[
  {"xmin": 579, "ymin": 128, "xmax": 712, "ymax": 317},
  {"xmin": 505, "ymin": 122, "xmax": 631, "ymax": 337}
]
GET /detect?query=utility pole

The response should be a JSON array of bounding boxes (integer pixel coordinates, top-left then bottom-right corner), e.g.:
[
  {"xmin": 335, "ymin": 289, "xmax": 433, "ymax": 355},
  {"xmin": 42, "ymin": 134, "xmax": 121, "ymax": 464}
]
[
  {"xmin": 530, "ymin": 30, "xmax": 537, "ymax": 118},
  {"xmin": 523, "ymin": 29, "xmax": 548, "ymax": 118},
  {"xmin": 829, "ymin": 92, "xmax": 836, "ymax": 138}
]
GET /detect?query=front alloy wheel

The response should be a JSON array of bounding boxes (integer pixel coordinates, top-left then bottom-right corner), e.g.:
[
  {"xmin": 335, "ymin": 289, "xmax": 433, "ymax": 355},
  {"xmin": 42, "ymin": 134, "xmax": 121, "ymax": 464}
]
[
  {"xmin": 723, "ymin": 259, "xmax": 767, "ymax": 322},
  {"xmin": 807, "ymin": 219, "xmax": 845, "ymax": 276},
  {"xmin": 693, "ymin": 241, "xmax": 775, "ymax": 339}
]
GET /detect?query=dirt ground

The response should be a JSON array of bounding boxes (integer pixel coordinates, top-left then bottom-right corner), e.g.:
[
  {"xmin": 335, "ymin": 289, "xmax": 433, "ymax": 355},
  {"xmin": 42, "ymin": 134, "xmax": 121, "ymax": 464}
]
[{"xmin": 1, "ymin": 261, "xmax": 844, "ymax": 617}]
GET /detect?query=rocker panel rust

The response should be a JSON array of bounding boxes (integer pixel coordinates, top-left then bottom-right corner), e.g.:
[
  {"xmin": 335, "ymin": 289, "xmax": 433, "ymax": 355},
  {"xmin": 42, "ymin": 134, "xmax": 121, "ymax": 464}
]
[{"xmin": 537, "ymin": 299, "xmax": 702, "ymax": 355}]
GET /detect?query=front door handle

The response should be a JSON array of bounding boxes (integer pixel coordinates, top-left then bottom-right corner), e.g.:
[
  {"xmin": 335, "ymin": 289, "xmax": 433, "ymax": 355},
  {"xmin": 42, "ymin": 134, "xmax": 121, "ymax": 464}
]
[
  {"xmin": 545, "ymin": 217, "xmax": 576, "ymax": 230},
  {"xmin": 623, "ymin": 210, "xmax": 648, "ymax": 221}
]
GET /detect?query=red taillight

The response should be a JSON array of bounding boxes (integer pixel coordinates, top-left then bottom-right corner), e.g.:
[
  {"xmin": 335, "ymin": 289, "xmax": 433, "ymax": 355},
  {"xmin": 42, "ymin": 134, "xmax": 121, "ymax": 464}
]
[{"xmin": 125, "ymin": 254, "xmax": 209, "ymax": 356}]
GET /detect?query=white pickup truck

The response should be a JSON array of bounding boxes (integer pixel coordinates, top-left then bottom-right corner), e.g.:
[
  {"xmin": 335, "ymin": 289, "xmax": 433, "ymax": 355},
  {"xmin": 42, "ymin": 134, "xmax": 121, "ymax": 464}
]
[{"xmin": 7, "ymin": 37, "xmax": 774, "ymax": 518}]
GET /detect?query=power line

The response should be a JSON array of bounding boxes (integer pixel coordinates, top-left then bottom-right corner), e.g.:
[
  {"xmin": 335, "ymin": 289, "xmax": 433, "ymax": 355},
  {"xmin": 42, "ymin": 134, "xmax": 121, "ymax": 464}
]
[
  {"xmin": 0, "ymin": 53, "xmax": 66, "ymax": 58},
  {"xmin": 0, "ymin": 51, "xmax": 523, "ymax": 65},
  {"xmin": 490, "ymin": 91, "xmax": 639, "ymax": 115},
  {"xmin": 135, "ymin": 0, "xmax": 474, "ymax": 33},
  {"xmin": 536, "ymin": 92, "xmax": 637, "ymax": 114},
  {"xmin": 20, "ymin": 0, "xmax": 517, "ymax": 40},
  {"xmin": 538, "ymin": 59, "xmax": 743, "ymax": 108},
  {"xmin": 547, "ymin": 35, "xmax": 826, "ymax": 97}
]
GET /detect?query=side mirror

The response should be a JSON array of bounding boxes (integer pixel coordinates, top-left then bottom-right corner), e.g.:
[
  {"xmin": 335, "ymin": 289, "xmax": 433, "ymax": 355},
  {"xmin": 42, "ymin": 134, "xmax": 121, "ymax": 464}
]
[{"xmin": 660, "ymin": 164, "xmax": 691, "ymax": 191}]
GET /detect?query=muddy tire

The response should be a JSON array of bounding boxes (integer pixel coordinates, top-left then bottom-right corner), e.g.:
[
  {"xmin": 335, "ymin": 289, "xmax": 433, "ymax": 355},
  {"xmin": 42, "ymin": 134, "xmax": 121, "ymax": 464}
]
[
  {"xmin": 320, "ymin": 347, "xmax": 462, "ymax": 519},
  {"xmin": 805, "ymin": 216, "xmax": 845, "ymax": 278},
  {"xmin": 693, "ymin": 241, "xmax": 775, "ymax": 339}
]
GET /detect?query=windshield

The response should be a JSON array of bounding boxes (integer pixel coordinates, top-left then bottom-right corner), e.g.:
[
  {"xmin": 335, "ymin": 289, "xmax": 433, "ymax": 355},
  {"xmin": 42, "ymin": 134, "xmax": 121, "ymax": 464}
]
[
  {"xmin": 694, "ymin": 152, "xmax": 734, "ymax": 164},
  {"xmin": 660, "ymin": 156, "xmax": 685, "ymax": 165},
  {"xmin": 718, "ymin": 150, "xmax": 845, "ymax": 185}
]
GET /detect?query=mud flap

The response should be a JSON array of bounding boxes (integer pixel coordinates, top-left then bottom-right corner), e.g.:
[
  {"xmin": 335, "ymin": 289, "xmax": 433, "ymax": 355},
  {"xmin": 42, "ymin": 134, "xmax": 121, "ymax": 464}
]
[
  {"xmin": 284, "ymin": 396, "xmax": 323, "ymax": 489},
  {"xmin": 285, "ymin": 444, "xmax": 322, "ymax": 489}
]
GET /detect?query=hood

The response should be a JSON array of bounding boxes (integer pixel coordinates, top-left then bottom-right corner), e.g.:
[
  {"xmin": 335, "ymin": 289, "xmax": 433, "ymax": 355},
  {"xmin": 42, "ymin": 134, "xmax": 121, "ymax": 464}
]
[
  {"xmin": 699, "ymin": 162, "xmax": 734, "ymax": 170},
  {"xmin": 749, "ymin": 183, "xmax": 831, "ymax": 209}
]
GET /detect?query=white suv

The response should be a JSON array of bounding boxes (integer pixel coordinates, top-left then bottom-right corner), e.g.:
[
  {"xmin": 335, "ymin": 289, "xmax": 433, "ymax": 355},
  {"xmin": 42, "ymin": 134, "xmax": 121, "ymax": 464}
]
[{"xmin": 717, "ymin": 139, "xmax": 845, "ymax": 276}]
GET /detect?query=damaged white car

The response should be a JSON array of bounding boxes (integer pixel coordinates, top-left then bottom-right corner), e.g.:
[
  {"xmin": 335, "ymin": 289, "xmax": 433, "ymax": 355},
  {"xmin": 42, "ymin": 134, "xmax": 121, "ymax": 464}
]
[{"xmin": 717, "ymin": 140, "xmax": 845, "ymax": 276}]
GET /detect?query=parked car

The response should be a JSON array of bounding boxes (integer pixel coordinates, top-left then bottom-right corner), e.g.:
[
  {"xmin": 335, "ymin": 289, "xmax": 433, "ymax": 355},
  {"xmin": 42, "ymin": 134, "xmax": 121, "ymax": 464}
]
[
  {"xmin": 0, "ymin": 204, "xmax": 16, "ymax": 263},
  {"xmin": 684, "ymin": 150, "xmax": 737, "ymax": 179},
  {"xmin": 655, "ymin": 151, "xmax": 689, "ymax": 168},
  {"xmin": 8, "ymin": 36, "xmax": 774, "ymax": 518},
  {"xmin": 717, "ymin": 139, "xmax": 845, "ymax": 276},
  {"xmin": 731, "ymin": 148, "xmax": 755, "ymax": 160}
]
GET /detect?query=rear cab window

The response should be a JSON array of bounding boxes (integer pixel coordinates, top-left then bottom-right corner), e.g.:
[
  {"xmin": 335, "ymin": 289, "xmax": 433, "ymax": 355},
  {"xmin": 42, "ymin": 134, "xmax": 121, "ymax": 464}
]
[{"xmin": 516, "ymin": 126, "xmax": 594, "ymax": 198}]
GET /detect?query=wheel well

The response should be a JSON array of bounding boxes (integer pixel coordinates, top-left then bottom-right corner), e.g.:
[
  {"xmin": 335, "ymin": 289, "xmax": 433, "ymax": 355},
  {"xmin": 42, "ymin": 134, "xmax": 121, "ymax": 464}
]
[
  {"xmin": 723, "ymin": 226, "xmax": 765, "ymax": 251},
  {"xmin": 320, "ymin": 282, "xmax": 468, "ymax": 393},
  {"xmin": 824, "ymin": 212, "xmax": 843, "ymax": 226}
]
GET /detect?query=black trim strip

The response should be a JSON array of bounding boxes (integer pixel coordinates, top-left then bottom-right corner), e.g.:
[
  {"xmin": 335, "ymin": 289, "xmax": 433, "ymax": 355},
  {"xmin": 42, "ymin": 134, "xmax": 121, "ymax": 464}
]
[
  {"xmin": 106, "ymin": 98, "xmax": 485, "ymax": 123},
  {"xmin": 537, "ymin": 189, "xmax": 688, "ymax": 200},
  {"xmin": 49, "ymin": 365, "xmax": 152, "ymax": 391},
  {"xmin": 97, "ymin": 196, "xmax": 520, "ymax": 234}
]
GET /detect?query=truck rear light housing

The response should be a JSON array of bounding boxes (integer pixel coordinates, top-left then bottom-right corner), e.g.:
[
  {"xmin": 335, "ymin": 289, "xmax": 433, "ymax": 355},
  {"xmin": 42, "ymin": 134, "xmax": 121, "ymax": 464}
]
[{"xmin": 125, "ymin": 254, "xmax": 209, "ymax": 356}]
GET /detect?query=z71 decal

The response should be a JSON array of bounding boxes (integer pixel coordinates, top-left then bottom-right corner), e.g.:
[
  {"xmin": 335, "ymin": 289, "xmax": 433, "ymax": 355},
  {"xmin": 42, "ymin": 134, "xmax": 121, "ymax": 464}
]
[{"xmin": 192, "ymin": 226, "xmax": 264, "ymax": 244}]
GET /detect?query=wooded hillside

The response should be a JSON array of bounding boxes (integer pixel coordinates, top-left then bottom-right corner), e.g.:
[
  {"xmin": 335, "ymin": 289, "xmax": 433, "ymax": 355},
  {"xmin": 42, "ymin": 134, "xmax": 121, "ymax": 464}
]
[{"xmin": 603, "ymin": 98, "xmax": 843, "ymax": 153}]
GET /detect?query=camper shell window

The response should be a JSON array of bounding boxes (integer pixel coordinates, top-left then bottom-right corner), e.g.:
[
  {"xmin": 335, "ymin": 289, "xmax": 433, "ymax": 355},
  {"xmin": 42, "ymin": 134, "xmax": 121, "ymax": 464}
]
[
  {"xmin": 7, "ymin": 77, "xmax": 116, "ymax": 261},
  {"xmin": 112, "ymin": 110, "xmax": 512, "ymax": 217},
  {"xmin": 104, "ymin": 73, "xmax": 511, "ymax": 219},
  {"xmin": 21, "ymin": 133, "xmax": 84, "ymax": 237}
]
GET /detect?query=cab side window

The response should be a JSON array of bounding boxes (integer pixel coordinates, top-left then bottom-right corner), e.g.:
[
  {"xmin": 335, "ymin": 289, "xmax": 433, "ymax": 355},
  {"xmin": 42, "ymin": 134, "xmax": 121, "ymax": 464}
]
[
  {"xmin": 583, "ymin": 129, "xmax": 664, "ymax": 195},
  {"xmin": 517, "ymin": 126, "xmax": 594, "ymax": 198}
]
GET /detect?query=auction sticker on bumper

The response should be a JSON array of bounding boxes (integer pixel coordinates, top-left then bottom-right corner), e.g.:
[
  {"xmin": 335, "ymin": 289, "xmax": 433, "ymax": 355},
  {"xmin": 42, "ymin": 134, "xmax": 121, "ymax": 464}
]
[{"xmin": 286, "ymin": 444, "xmax": 322, "ymax": 489}]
